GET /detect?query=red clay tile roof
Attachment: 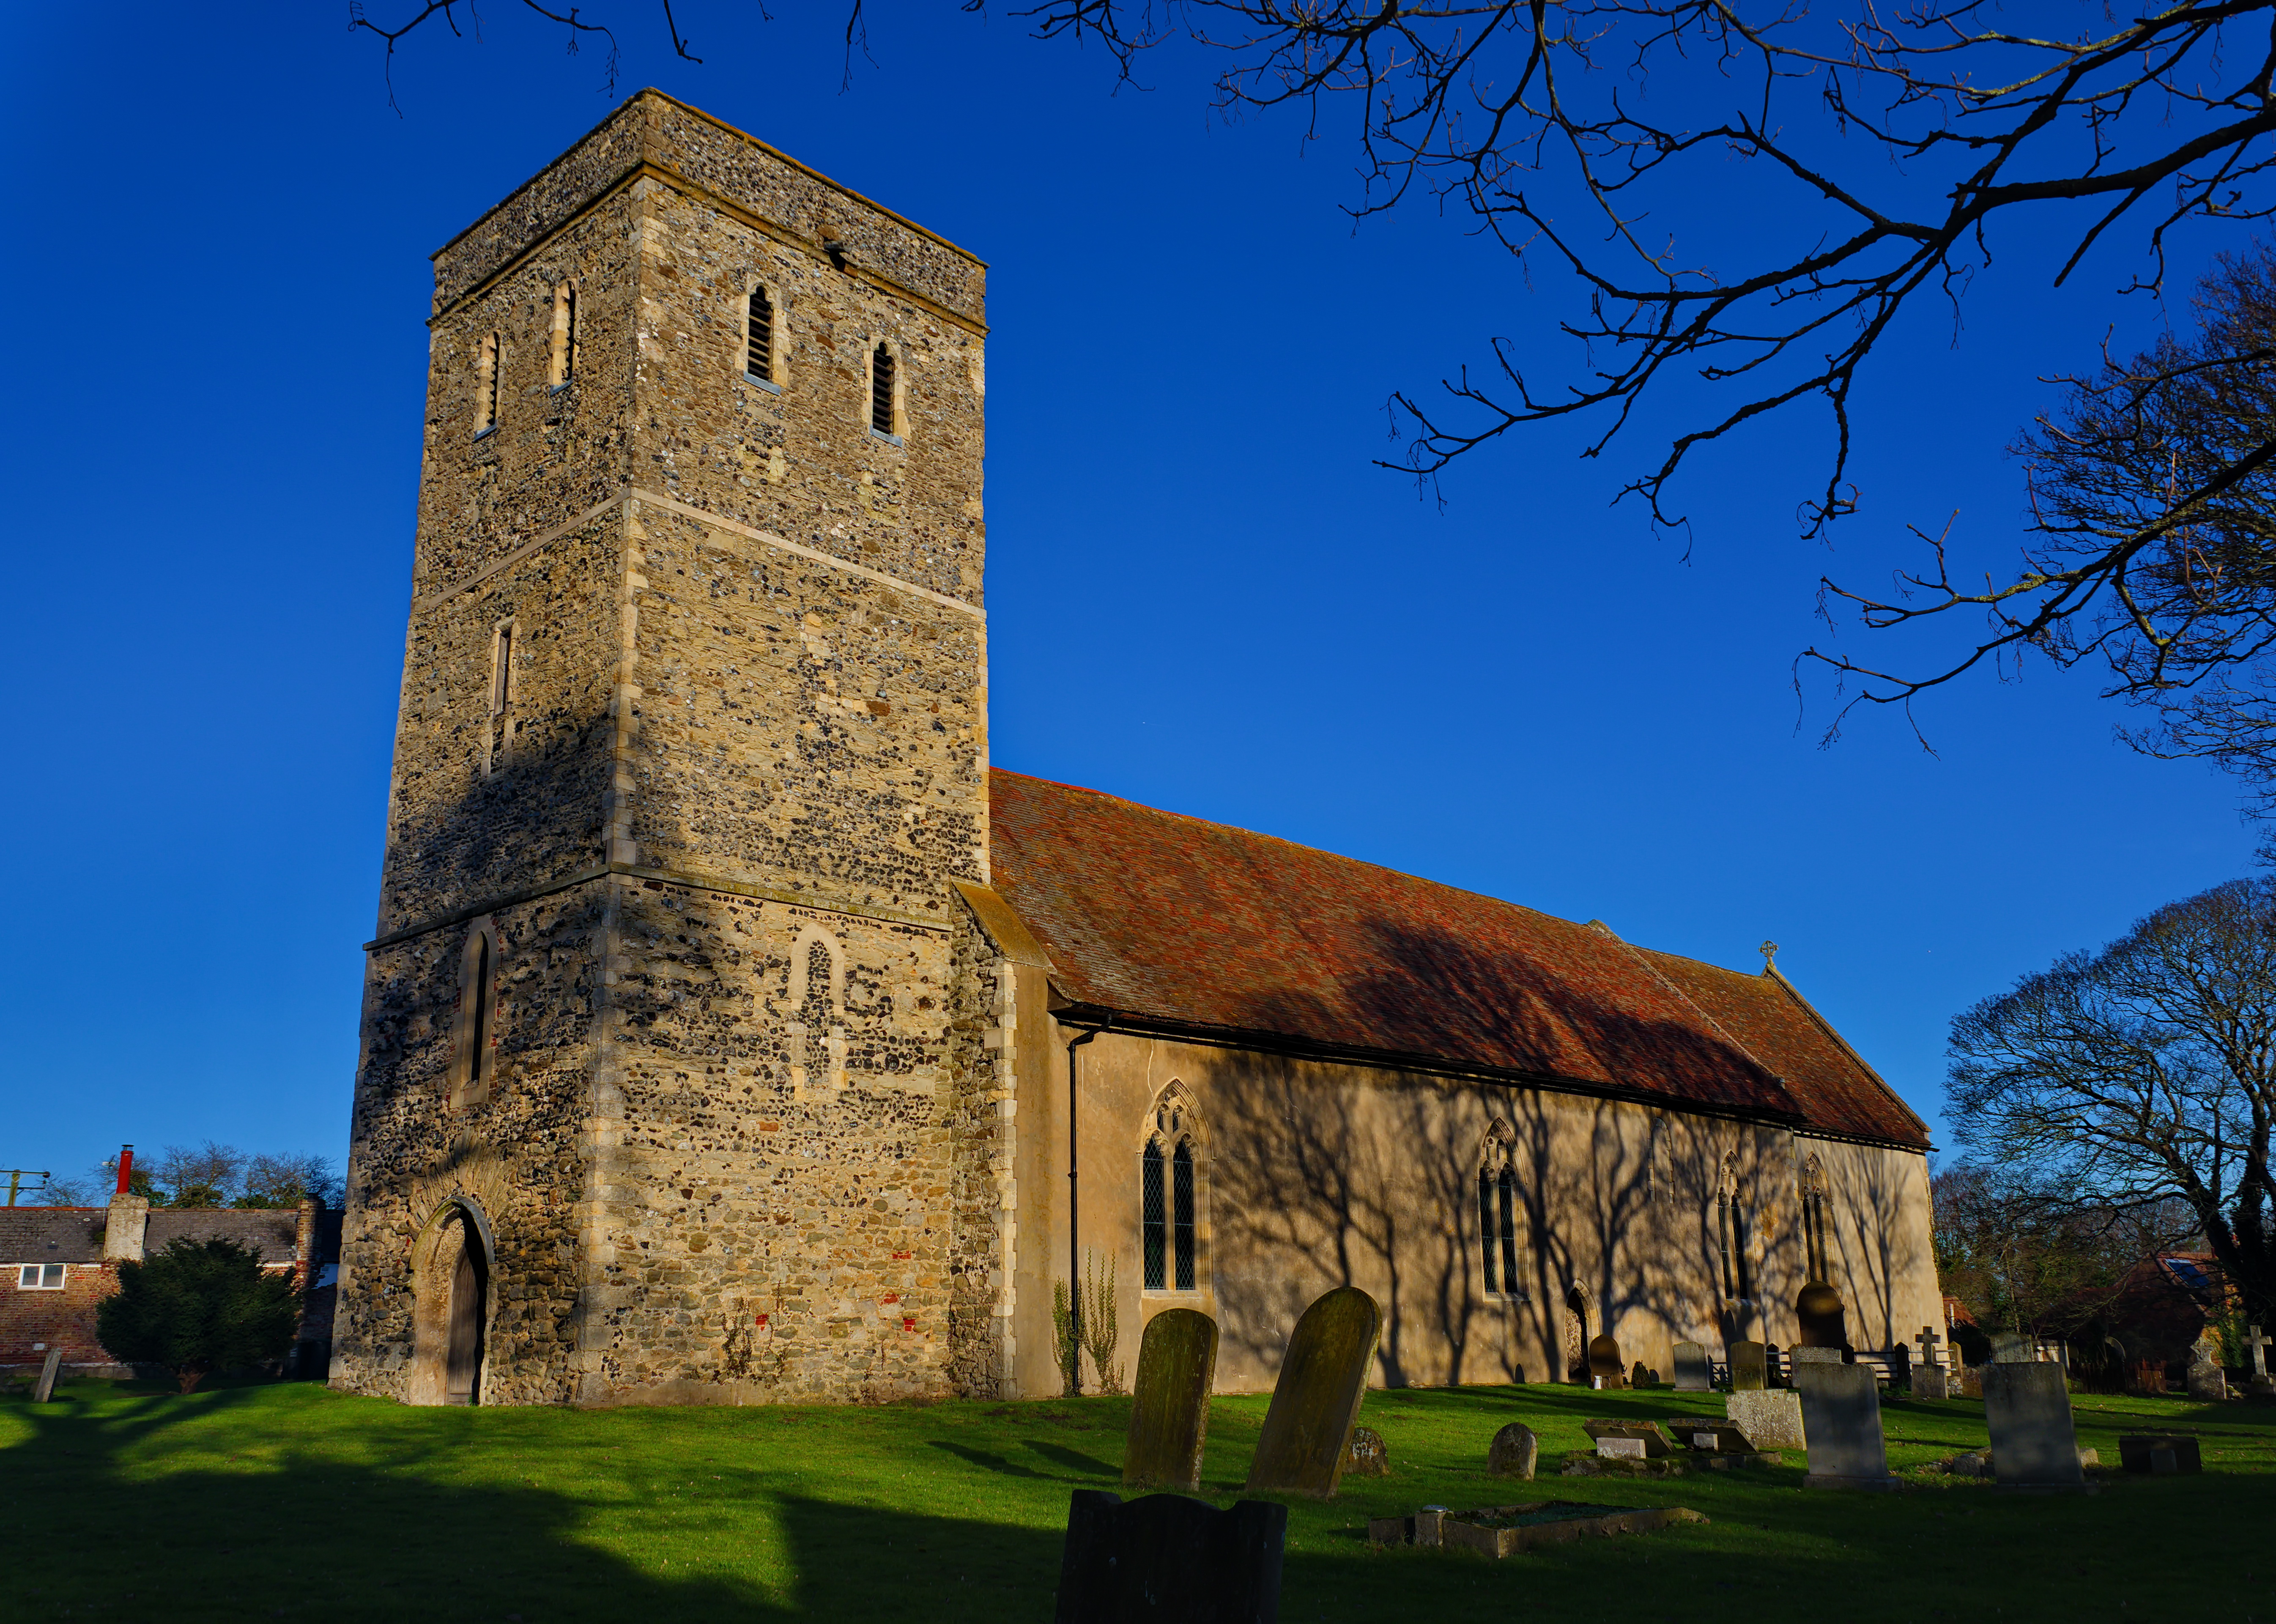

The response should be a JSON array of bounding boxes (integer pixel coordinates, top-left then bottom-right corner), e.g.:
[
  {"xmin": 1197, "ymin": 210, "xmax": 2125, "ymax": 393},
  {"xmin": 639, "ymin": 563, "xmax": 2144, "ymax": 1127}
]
[
  {"xmin": 1636, "ymin": 949, "xmax": 1929, "ymax": 1148},
  {"xmin": 986, "ymin": 769, "xmax": 1928, "ymax": 1148}
]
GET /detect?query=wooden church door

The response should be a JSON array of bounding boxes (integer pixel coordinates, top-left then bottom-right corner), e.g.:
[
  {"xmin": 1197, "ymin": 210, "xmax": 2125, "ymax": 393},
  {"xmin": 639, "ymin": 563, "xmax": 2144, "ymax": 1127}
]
[{"xmin": 444, "ymin": 1241, "xmax": 485, "ymax": 1405}]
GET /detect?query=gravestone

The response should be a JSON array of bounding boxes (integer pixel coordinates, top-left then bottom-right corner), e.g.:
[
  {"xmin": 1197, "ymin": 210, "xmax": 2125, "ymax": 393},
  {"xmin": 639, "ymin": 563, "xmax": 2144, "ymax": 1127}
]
[
  {"xmin": 1726, "ymin": 1388, "xmax": 1807, "ymax": 1450},
  {"xmin": 1343, "ymin": 1426, "xmax": 1389, "ymax": 1478},
  {"xmin": 1727, "ymin": 1339, "xmax": 1767, "ymax": 1392},
  {"xmin": 1672, "ymin": 1340, "xmax": 1711, "ymax": 1392},
  {"xmin": 1582, "ymin": 1419, "xmax": 1673, "ymax": 1457},
  {"xmin": 1886, "ymin": 1342, "xmax": 1912, "ymax": 1389},
  {"xmin": 1586, "ymin": 1334, "xmax": 1625, "ymax": 1387},
  {"xmin": 1981, "ymin": 1362, "xmax": 2087, "ymax": 1491},
  {"xmin": 1243, "ymin": 1285, "xmax": 1381, "ymax": 1499},
  {"xmin": 1987, "ymin": 1331, "xmax": 2033, "ymax": 1364},
  {"xmin": 2186, "ymin": 1338, "xmax": 2229, "ymax": 1402},
  {"xmin": 1596, "ymin": 1436, "xmax": 1646, "ymax": 1460},
  {"xmin": 1054, "ymin": 1490, "xmax": 1286, "ymax": 1624},
  {"xmin": 1911, "ymin": 1326, "xmax": 1948, "ymax": 1399},
  {"xmin": 1630, "ymin": 1361, "xmax": 1656, "ymax": 1389},
  {"xmin": 2243, "ymin": 1325, "xmax": 2272, "ymax": 1380},
  {"xmin": 1792, "ymin": 1361, "xmax": 1898, "ymax": 1490},
  {"xmin": 1124, "ymin": 1308, "xmax": 1220, "ymax": 1493},
  {"xmin": 1796, "ymin": 1282, "xmax": 1849, "ymax": 1350},
  {"xmin": 2117, "ymin": 1434, "xmax": 2203, "ymax": 1474},
  {"xmin": 1791, "ymin": 1346, "xmax": 1842, "ymax": 1367},
  {"xmin": 1487, "ymin": 1422, "xmax": 1537, "ymax": 1480},
  {"xmin": 30, "ymin": 1348, "xmax": 62, "ymax": 1404}
]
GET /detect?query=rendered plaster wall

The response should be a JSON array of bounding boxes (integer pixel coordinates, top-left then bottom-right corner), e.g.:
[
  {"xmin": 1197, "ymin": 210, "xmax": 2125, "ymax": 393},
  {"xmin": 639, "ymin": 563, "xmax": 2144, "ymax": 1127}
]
[{"xmin": 1011, "ymin": 1024, "xmax": 1942, "ymax": 1398}]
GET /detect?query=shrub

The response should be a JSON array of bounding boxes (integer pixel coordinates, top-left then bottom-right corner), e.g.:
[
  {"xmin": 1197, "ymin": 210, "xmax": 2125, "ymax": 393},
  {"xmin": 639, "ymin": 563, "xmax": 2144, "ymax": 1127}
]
[{"xmin": 96, "ymin": 1238, "xmax": 300, "ymax": 1392}]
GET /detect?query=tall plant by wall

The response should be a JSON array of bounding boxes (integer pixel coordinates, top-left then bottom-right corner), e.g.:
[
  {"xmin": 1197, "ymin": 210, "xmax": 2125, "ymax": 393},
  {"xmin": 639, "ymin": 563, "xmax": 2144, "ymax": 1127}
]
[
  {"xmin": 1052, "ymin": 1278, "xmax": 1082, "ymax": 1397},
  {"xmin": 1080, "ymin": 1249, "xmax": 1122, "ymax": 1395}
]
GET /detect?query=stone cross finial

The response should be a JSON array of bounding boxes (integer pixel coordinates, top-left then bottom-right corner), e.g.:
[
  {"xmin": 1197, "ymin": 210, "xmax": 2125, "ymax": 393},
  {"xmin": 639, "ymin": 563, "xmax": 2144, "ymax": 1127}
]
[
  {"xmin": 1761, "ymin": 940, "xmax": 1780, "ymax": 970},
  {"xmin": 2243, "ymin": 1325, "xmax": 2272, "ymax": 1377},
  {"xmin": 1915, "ymin": 1324, "xmax": 1943, "ymax": 1369}
]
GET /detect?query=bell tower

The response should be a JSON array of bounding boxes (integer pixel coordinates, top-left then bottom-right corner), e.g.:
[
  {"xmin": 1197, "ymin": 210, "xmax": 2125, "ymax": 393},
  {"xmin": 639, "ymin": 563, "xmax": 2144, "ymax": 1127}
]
[{"xmin": 334, "ymin": 91, "xmax": 993, "ymax": 1405}]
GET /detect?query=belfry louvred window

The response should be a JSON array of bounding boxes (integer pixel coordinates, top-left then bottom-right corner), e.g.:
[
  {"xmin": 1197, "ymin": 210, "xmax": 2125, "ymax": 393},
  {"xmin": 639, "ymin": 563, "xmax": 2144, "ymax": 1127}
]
[
  {"xmin": 871, "ymin": 343, "xmax": 895, "ymax": 435},
  {"xmin": 747, "ymin": 286, "xmax": 774, "ymax": 380}
]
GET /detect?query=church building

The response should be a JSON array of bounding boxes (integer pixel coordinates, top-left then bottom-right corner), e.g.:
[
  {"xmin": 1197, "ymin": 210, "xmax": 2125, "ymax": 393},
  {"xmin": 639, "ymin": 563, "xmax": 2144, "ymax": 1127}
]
[{"xmin": 331, "ymin": 90, "xmax": 1940, "ymax": 1407}]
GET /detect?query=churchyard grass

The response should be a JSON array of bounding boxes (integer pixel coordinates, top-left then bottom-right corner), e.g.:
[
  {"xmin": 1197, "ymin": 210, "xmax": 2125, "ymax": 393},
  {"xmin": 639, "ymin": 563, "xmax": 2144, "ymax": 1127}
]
[{"xmin": 8, "ymin": 1377, "xmax": 2276, "ymax": 1621}]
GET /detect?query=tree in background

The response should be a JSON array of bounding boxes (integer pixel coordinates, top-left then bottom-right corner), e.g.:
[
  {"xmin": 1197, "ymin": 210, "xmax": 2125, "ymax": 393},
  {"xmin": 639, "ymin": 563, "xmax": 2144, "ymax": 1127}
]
[
  {"xmin": 95, "ymin": 1238, "xmax": 301, "ymax": 1393},
  {"xmin": 1931, "ymin": 1163, "xmax": 2152, "ymax": 1345},
  {"xmin": 351, "ymin": 0, "xmax": 2276, "ymax": 779},
  {"xmin": 1947, "ymin": 876, "xmax": 2276, "ymax": 1323},
  {"xmin": 29, "ymin": 1145, "xmax": 344, "ymax": 1210}
]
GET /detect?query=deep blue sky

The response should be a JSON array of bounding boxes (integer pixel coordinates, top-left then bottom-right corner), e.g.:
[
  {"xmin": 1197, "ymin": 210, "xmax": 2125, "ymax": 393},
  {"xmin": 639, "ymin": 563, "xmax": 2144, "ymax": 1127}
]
[{"xmin": 0, "ymin": 3, "xmax": 2255, "ymax": 1192}]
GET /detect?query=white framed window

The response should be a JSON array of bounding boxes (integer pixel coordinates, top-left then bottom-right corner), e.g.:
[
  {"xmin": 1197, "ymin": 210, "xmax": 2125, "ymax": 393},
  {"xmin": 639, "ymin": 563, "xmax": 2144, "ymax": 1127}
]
[{"xmin": 17, "ymin": 1263, "xmax": 64, "ymax": 1289}]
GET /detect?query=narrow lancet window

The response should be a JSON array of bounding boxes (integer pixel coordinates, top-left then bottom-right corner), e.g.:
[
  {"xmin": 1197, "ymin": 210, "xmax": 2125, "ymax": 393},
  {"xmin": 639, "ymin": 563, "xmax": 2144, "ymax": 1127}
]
[
  {"xmin": 1497, "ymin": 1168, "xmax": 1519, "ymax": 1292},
  {"xmin": 1477, "ymin": 1171, "xmax": 1498, "ymax": 1295},
  {"xmin": 1478, "ymin": 1130, "xmax": 1521, "ymax": 1298},
  {"xmin": 468, "ymin": 933, "xmax": 492, "ymax": 1090},
  {"xmin": 748, "ymin": 286, "xmax": 775, "ymax": 381},
  {"xmin": 1142, "ymin": 1141, "xmax": 1167, "ymax": 1291},
  {"xmin": 1172, "ymin": 1142, "xmax": 1196, "ymax": 1291},
  {"xmin": 870, "ymin": 342, "xmax": 896, "ymax": 435},
  {"xmin": 551, "ymin": 284, "xmax": 577, "ymax": 387},
  {"xmin": 453, "ymin": 920, "xmax": 499, "ymax": 1109},
  {"xmin": 476, "ymin": 333, "xmax": 501, "ymax": 434}
]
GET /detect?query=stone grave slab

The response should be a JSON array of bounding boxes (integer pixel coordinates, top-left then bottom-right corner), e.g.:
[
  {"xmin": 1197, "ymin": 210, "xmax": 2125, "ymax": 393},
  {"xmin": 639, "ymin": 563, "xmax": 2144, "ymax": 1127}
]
[
  {"xmin": 2117, "ymin": 1434, "xmax": 2203, "ymax": 1474},
  {"xmin": 1581, "ymin": 1418, "xmax": 1673, "ymax": 1457},
  {"xmin": 1792, "ymin": 1361, "xmax": 1898, "ymax": 1490},
  {"xmin": 1243, "ymin": 1285, "xmax": 1381, "ymax": 1499},
  {"xmin": 1987, "ymin": 1331, "xmax": 2032, "ymax": 1364},
  {"xmin": 1367, "ymin": 1500, "xmax": 1707, "ymax": 1558},
  {"xmin": 1596, "ymin": 1436, "xmax": 1645, "ymax": 1460},
  {"xmin": 31, "ymin": 1348, "xmax": 62, "ymax": 1404},
  {"xmin": 1727, "ymin": 1339, "xmax": 1767, "ymax": 1392},
  {"xmin": 1726, "ymin": 1388, "xmax": 1806, "ymax": 1450},
  {"xmin": 1981, "ymin": 1363, "xmax": 2087, "ymax": 1492},
  {"xmin": 1124, "ymin": 1307, "xmax": 1219, "ymax": 1492},
  {"xmin": 1487, "ymin": 1423, "xmax": 1537, "ymax": 1480},
  {"xmin": 1055, "ymin": 1490, "xmax": 1285, "ymax": 1624},
  {"xmin": 1672, "ymin": 1340, "xmax": 1711, "ymax": 1392}
]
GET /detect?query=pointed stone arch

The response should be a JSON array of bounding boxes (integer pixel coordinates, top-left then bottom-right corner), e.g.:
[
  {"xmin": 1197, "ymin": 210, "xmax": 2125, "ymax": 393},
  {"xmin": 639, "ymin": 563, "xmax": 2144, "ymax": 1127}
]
[
  {"xmin": 449, "ymin": 916, "xmax": 502, "ymax": 1110},
  {"xmin": 1139, "ymin": 1081, "xmax": 1207, "ymax": 1295},
  {"xmin": 405, "ymin": 1194, "xmax": 496, "ymax": 1407},
  {"xmin": 1476, "ymin": 1120, "xmax": 1523, "ymax": 1299}
]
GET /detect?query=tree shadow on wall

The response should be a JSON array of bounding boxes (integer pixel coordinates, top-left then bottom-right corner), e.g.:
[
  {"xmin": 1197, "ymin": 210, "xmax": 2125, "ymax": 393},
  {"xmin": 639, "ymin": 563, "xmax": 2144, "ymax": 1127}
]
[
  {"xmin": 4, "ymin": 1384, "xmax": 1067, "ymax": 1624},
  {"xmin": 1201, "ymin": 915, "xmax": 1810, "ymax": 1384}
]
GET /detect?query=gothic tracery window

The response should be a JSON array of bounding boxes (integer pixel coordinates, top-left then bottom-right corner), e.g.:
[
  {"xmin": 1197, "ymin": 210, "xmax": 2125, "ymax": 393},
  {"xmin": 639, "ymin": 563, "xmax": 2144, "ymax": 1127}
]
[
  {"xmin": 1800, "ymin": 1153, "xmax": 1831, "ymax": 1282},
  {"xmin": 1142, "ymin": 1087, "xmax": 1202, "ymax": 1293},
  {"xmin": 1478, "ymin": 1126, "xmax": 1522, "ymax": 1298},
  {"xmin": 1715, "ymin": 1153, "xmax": 1755, "ymax": 1301}
]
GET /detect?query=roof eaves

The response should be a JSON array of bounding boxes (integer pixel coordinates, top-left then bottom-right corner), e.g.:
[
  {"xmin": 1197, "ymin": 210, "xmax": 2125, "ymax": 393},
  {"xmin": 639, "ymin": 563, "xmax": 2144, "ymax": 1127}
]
[{"xmin": 1764, "ymin": 964, "xmax": 1933, "ymax": 1142}]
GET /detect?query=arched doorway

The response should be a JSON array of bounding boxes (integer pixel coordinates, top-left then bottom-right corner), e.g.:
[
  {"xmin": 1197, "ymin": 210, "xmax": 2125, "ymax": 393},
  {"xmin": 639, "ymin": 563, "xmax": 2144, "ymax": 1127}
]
[
  {"xmin": 1564, "ymin": 1287, "xmax": 1589, "ymax": 1384},
  {"xmin": 408, "ymin": 1202, "xmax": 492, "ymax": 1406}
]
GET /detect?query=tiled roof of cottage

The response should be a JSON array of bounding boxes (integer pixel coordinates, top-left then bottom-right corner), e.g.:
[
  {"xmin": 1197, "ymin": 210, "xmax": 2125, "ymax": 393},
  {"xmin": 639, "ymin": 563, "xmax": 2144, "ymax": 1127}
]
[
  {"xmin": 145, "ymin": 1209, "xmax": 304, "ymax": 1263},
  {"xmin": 0, "ymin": 1208, "xmax": 108, "ymax": 1265},
  {"xmin": 986, "ymin": 769, "xmax": 1929, "ymax": 1148}
]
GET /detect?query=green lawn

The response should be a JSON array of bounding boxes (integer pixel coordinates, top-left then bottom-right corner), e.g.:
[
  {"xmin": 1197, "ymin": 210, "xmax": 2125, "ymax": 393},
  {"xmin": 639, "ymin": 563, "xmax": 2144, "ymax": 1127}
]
[{"xmin": 7, "ymin": 1377, "xmax": 2273, "ymax": 1621}]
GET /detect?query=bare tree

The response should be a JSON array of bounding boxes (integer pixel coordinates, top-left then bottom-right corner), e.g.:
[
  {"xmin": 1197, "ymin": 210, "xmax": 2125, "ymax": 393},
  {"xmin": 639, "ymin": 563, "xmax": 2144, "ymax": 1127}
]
[
  {"xmin": 154, "ymin": 1142, "xmax": 247, "ymax": 1209},
  {"xmin": 1930, "ymin": 1162, "xmax": 2155, "ymax": 1337},
  {"xmin": 1947, "ymin": 876, "xmax": 2276, "ymax": 1321},
  {"xmin": 349, "ymin": 0, "xmax": 2276, "ymax": 728}
]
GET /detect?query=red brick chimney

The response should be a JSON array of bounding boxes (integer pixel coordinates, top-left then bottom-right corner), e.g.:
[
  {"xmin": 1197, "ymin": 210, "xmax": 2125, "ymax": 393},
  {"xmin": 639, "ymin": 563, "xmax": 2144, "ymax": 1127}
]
[{"xmin": 113, "ymin": 1145, "xmax": 134, "ymax": 1197}]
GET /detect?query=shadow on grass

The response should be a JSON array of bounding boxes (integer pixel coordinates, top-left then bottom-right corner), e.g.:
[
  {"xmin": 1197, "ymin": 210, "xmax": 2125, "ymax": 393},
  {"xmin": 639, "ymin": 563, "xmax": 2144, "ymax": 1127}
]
[
  {"xmin": 1022, "ymin": 1440, "xmax": 1117, "ymax": 1477},
  {"xmin": 6, "ymin": 1383, "xmax": 1068, "ymax": 1624}
]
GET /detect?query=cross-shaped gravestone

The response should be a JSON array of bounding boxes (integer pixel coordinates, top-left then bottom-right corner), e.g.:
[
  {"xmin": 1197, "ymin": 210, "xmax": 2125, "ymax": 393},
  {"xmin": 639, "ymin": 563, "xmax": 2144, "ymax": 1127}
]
[
  {"xmin": 1915, "ymin": 1325, "xmax": 1943, "ymax": 1369},
  {"xmin": 2243, "ymin": 1325, "xmax": 2272, "ymax": 1378}
]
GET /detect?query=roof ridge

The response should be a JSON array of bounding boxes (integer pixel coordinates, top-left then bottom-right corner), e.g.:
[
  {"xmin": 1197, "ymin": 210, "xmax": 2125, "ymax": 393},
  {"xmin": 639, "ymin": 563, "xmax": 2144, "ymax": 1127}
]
[
  {"xmin": 1763, "ymin": 964, "xmax": 1933, "ymax": 1142},
  {"xmin": 1611, "ymin": 937, "xmax": 1804, "ymax": 1115},
  {"xmin": 990, "ymin": 766, "xmax": 1622, "ymax": 943}
]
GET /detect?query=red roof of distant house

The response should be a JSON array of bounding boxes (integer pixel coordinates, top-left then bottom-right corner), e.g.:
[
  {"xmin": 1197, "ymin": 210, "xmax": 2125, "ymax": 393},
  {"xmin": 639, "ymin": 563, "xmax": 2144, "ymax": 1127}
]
[{"xmin": 986, "ymin": 769, "xmax": 1929, "ymax": 1148}]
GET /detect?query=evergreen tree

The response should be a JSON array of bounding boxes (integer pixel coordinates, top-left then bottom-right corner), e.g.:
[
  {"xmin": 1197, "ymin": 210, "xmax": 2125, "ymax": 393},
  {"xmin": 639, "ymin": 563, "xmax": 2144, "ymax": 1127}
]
[{"xmin": 96, "ymin": 1238, "xmax": 300, "ymax": 1392}]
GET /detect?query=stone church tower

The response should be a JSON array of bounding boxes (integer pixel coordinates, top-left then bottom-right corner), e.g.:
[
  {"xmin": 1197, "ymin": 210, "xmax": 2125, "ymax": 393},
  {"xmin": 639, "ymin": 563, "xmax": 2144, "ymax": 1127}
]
[{"xmin": 332, "ymin": 91, "xmax": 1000, "ymax": 1406}]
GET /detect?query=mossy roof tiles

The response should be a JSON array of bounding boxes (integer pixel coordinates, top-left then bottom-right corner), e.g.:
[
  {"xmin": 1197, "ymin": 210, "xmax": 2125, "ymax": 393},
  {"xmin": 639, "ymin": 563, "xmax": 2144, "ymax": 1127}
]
[{"xmin": 987, "ymin": 769, "xmax": 1928, "ymax": 1149}]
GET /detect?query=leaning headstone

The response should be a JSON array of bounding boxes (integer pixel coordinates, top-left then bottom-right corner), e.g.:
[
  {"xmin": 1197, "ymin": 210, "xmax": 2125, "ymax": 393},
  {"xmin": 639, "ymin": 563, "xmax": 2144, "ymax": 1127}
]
[
  {"xmin": 1125, "ymin": 1308, "xmax": 1220, "ymax": 1492},
  {"xmin": 2117, "ymin": 1434, "xmax": 2203, "ymax": 1474},
  {"xmin": 1792, "ymin": 1361, "xmax": 1898, "ymax": 1490},
  {"xmin": 1725, "ymin": 1388, "xmax": 1806, "ymax": 1450},
  {"xmin": 1343, "ymin": 1426, "xmax": 1390, "ymax": 1478},
  {"xmin": 1982, "ymin": 1363, "xmax": 2086, "ymax": 1491},
  {"xmin": 1487, "ymin": 1423, "xmax": 1538, "ymax": 1480},
  {"xmin": 2186, "ymin": 1339, "xmax": 2229, "ymax": 1402},
  {"xmin": 1243, "ymin": 1285, "xmax": 1381, "ymax": 1499},
  {"xmin": 1055, "ymin": 1490, "xmax": 1286, "ymax": 1624},
  {"xmin": 1727, "ymin": 1339, "xmax": 1767, "ymax": 1392},
  {"xmin": 1672, "ymin": 1340, "xmax": 1711, "ymax": 1392},
  {"xmin": 31, "ymin": 1348, "xmax": 63, "ymax": 1404},
  {"xmin": 1987, "ymin": 1331, "xmax": 2032, "ymax": 1364},
  {"xmin": 1587, "ymin": 1334, "xmax": 1625, "ymax": 1388}
]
